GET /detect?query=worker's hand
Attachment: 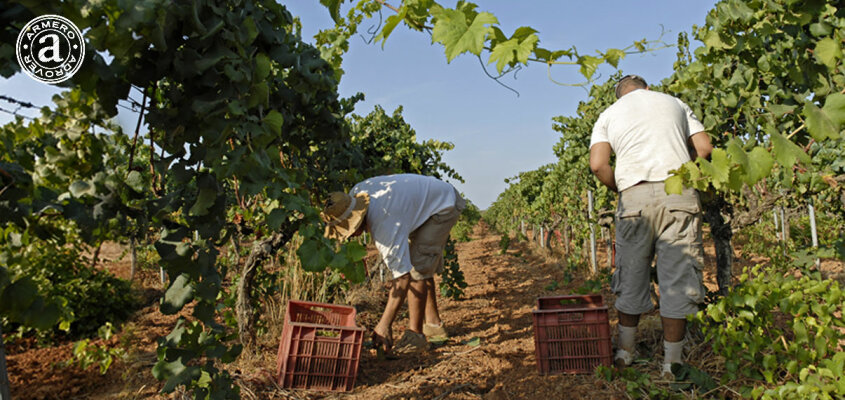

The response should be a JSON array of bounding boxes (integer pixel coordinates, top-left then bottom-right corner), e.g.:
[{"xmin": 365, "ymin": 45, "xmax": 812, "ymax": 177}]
[{"xmin": 597, "ymin": 210, "xmax": 615, "ymax": 228}]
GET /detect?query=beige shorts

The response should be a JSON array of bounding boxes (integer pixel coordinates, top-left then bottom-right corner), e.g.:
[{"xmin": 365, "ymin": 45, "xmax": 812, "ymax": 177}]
[
  {"xmin": 408, "ymin": 190, "xmax": 466, "ymax": 280},
  {"xmin": 613, "ymin": 181, "xmax": 706, "ymax": 319}
]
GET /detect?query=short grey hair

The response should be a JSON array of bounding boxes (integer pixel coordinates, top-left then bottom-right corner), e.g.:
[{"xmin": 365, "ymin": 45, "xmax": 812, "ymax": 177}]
[{"xmin": 615, "ymin": 74, "xmax": 648, "ymax": 99}]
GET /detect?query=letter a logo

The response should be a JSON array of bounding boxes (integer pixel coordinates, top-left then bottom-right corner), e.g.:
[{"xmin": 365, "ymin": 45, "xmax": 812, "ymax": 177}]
[
  {"xmin": 37, "ymin": 34, "xmax": 64, "ymax": 63},
  {"xmin": 16, "ymin": 15, "xmax": 85, "ymax": 84}
]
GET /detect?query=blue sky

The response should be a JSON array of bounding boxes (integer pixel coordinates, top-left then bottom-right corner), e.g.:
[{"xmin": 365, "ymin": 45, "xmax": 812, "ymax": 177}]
[{"xmin": 0, "ymin": 1, "xmax": 718, "ymax": 209}]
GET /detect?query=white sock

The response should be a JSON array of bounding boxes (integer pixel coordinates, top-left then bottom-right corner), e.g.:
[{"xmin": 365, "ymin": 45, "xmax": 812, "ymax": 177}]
[
  {"xmin": 618, "ymin": 325, "xmax": 637, "ymax": 353},
  {"xmin": 664, "ymin": 339, "xmax": 685, "ymax": 365}
]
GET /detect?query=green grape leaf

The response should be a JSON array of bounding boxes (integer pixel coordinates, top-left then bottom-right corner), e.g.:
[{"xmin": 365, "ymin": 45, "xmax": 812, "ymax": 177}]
[
  {"xmin": 188, "ymin": 175, "xmax": 218, "ymax": 217},
  {"xmin": 603, "ymin": 48, "xmax": 625, "ymax": 68},
  {"xmin": 163, "ymin": 365, "xmax": 201, "ymax": 393},
  {"xmin": 247, "ymin": 82, "xmax": 269, "ymax": 108},
  {"xmin": 664, "ymin": 174, "xmax": 684, "ymax": 195},
  {"xmin": 533, "ymin": 47, "xmax": 551, "ymax": 61},
  {"xmin": 344, "ymin": 241, "xmax": 368, "ymax": 262},
  {"xmin": 804, "ymin": 102, "xmax": 840, "ymax": 141},
  {"xmin": 771, "ymin": 132, "xmax": 811, "ymax": 167},
  {"xmin": 242, "ymin": 16, "xmax": 258, "ymax": 44},
  {"xmin": 703, "ymin": 30, "xmax": 732, "ymax": 50},
  {"xmin": 319, "ymin": 0, "xmax": 342, "ymax": 23},
  {"xmin": 488, "ymin": 34, "xmax": 538, "ymax": 74},
  {"xmin": 266, "ymin": 208, "xmax": 288, "ymax": 231},
  {"xmin": 726, "ymin": 139, "xmax": 748, "ymax": 168},
  {"xmin": 725, "ymin": 0, "xmax": 754, "ymax": 21},
  {"xmin": 376, "ymin": 9, "xmax": 407, "ymax": 47},
  {"xmin": 814, "ymin": 37, "xmax": 842, "ymax": 69},
  {"xmin": 69, "ymin": 181, "xmax": 95, "ymax": 197},
  {"xmin": 297, "ymin": 238, "xmax": 332, "ymax": 272},
  {"xmin": 126, "ymin": 171, "xmax": 145, "ymax": 193},
  {"xmin": 254, "ymin": 53, "xmax": 271, "ymax": 80},
  {"xmin": 578, "ymin": 55, "xmax": 603, "ymax": 80},
  {"xmin": 0, "ymin": 278, "xmax": 38, "ymax": 314},
  {"xmin": 809, "ymin": 22, "xmax": 832, "ymax": 37},
  {"xmin": 821, "ymin": 93, "xmax": 845, "ymax": 125},
  {"xmin": 152, "ymin": 357, "xmax": 186, "ymax": 382},
  {"xmin": 768, "ymin": 103, "xmax": 796, "ymax": 117},
  {"xmin": 24, "ymin": 299, "xmax": 61, "ymax": 331},
  {"xmin": 671, "ymin": 363, "xmax": 718, "ymax": 392},
  {"xmin": 708, "ymin": 148, "xmax": 731, "ymax": 187},
  {"xmin": 340, "ymin": 261, "xmax": 366, "ymax": 283},
  {"xmin": 161, "ymin": 274, "xmax": 194, "ymax": 315},
  {"xmin": 431, "ymin": 7, "xmax": 497, "ymax": 62},
  {"xmin": 745, "ymin": 147, "xmax": 774, "ymax": 184},
  {"xmin": 263, "ymin": 110, "xmax": 284, "ymax": 136}
]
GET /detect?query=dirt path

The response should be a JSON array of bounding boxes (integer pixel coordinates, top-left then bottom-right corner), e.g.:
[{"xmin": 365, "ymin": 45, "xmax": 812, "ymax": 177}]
[{"xmin": 320, "ymin": 221, "xmax": 624, "ymax": 400}]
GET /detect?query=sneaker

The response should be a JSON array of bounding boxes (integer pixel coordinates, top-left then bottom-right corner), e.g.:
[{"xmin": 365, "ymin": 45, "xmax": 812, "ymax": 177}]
[
  {"xmin": 423, "ymin": 322, "xmax": 448, "ymax": 338},
  {"xmin": 661, "ymin": 362, "xmax": 675, "ymax": 380},
  {"xmin": 614, "ymin": 348, "xmax": 635, "ymax": 369},
  {"xmin": 393, "ymin": 330, "xmax": 428, "ymax": 354}
]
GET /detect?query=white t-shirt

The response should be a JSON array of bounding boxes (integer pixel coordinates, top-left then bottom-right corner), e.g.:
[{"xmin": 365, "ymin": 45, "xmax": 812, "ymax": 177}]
[
  {"xmin": 351, "ymin": 174, "xmax": 458, "ymax": 278},
  {"xmin": 590, "ymin": 89, "xmax": 705, "ymax": 192}
]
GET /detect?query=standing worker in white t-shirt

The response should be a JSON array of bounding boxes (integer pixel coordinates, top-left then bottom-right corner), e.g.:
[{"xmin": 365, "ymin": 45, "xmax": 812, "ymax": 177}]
[
  {"xmin": 321, "ymin": 174, "xmax": 466, "ymax": 355},
  {"xmin": 589, "ymin": 75, "xmax": 713, "ymax": 378}
]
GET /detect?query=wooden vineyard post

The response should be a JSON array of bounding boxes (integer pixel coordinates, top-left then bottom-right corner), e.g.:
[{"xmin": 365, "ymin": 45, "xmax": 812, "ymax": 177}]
[
  {"xmin": 808, "ymin": 201, "xmax": 820, "ymax": 268},
  {"xmin": 539, "ymin": 226, "xmax": 545, "ymax": 248},
  {"xmin": 587, "ymin": 190, "xmax": 597, "ymax": 274},
  {"xmin": 0, "ymin": 323, "xmax": 10, "ymax": 400}
]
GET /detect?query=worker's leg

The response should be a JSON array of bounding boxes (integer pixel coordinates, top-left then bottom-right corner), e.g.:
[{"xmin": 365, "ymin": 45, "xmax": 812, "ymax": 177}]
[
  {"xmin": 373, "ymin": 273, "xmax": 411, "ymax": 352},
  {"xmin": 424, "ymin": 278, "xmax": 441, "ymax": 326},
  {"xmin": 615, "ymin": 311, "xmax": 640, "ymax": 367},
  {"xmin": 613, "ymin": 184, "xmax": 657, "ymax": 367},
  {"xmin": 654, "ymin": 184, "xmax": 706, "ymax": 376},
  {"xmin": 662, "ymin": 317, "xmax": 686, "ymax": 377},
  {"xmin": 407, "ymin": 277, "xmax": 427, "ymax": 333},
  {"xmin": 409, "ymin": 203, "xmax": 462, "ymax": 329}
]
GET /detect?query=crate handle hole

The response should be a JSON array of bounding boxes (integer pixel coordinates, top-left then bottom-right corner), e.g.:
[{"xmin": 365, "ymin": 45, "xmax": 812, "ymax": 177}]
[{"xmin": 558, "ymin": 313, "xmax": 584, "ymax": 322}]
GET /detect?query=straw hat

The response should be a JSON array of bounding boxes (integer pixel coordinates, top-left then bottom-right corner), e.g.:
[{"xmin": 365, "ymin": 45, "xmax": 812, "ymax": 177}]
[{"xmin": 321, "ymin": 191, "xmax": 370, "ymax": 241}]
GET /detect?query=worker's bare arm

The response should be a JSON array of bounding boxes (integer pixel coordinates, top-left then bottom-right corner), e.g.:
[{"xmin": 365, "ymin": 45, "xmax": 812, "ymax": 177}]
[
  {"xmin": 688, "ymin": 131, "xmax": 713, "ymax": 161},
  {"xmin": 589, "ymin": 142, "xmax": 617, "ymax": 192}
]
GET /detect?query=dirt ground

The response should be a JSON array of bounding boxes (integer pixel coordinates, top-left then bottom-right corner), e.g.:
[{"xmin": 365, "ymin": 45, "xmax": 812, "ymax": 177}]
[{"xmin": 4, "ymin": 221, "xmax": 842, "ymax": 399}]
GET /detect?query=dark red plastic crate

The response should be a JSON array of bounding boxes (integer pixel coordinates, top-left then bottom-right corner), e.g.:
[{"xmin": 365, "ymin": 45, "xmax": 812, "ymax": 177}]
[
  {"xmin": 532, "ymin": 294, "xmax": 612, "ymax": 374},
  {"xmin": 276, "ymin": 300, "xmax": 365, "ymax": 392}
]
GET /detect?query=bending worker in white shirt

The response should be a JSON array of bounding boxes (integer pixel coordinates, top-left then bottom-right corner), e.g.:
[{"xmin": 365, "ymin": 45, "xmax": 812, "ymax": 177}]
[
  {"xmin": 322, "ymin": 174, "xmax": 465, "ymax": 355},
  {"xmin": 589, "ymin": 75, "xmax": 713, "ymax": 378}
]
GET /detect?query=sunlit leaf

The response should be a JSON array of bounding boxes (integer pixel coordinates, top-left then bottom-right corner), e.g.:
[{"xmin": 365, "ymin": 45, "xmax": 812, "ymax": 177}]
[
  {"xmin": 814, "ymin": 37, "xmax": 842, "ymax": 69},
  {"xmin": 431, "ymin": 7, "xmax": 497, "ymax": 62}
]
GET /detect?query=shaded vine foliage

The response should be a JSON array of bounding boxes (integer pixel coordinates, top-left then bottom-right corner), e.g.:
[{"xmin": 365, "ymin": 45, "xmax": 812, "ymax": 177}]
[
  {"xmin": 1, "ymin": 0, "xmax": 370, "ymax": 397},
  {"xmin": 2, "ymin": 1, "xmax": 468, "ymax": 394}
]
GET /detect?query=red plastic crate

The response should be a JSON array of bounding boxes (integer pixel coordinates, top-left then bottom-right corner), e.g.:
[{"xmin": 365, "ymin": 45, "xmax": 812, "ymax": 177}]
[
  {"xmin": 276, "ymin": 300, "xmax": 365, "ymax": 392},
  {"xmin": 532, "ymin": 294, "xmax": 612, "ymax": 374}
]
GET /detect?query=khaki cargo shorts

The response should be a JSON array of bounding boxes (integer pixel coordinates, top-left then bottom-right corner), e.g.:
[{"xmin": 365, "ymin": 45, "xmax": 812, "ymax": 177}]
[
  {"xmin": 408, "ymin": 189, "xmax": 466, "ymax": 281},
  {"xmin": 613, "ymin": 181, "xmax": 706, "ymax": 319}
]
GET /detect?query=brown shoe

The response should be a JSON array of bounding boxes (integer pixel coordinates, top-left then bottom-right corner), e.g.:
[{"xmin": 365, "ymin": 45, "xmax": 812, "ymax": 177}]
[
  {"xmin": 393, "ymin": 330, "xmax": 428, "ymax": 354},
  {"xmin": 423, "ymin": 322, "xmax": 448, "ymax": 338}
]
